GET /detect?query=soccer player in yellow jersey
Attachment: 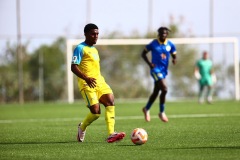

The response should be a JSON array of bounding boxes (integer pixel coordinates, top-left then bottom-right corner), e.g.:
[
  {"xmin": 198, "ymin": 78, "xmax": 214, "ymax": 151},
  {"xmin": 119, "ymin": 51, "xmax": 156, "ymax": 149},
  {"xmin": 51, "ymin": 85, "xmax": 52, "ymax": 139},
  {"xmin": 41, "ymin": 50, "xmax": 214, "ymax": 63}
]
[{"xmin": 71, "ymin": 23, "xmax": 125, "ymax": 143}]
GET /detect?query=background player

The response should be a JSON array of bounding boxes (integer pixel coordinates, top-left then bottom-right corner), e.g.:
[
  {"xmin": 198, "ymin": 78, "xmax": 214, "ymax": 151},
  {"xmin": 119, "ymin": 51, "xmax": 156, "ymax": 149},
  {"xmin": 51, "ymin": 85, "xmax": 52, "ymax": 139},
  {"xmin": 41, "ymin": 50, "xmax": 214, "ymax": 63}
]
[
  {"xmin": 141, "ymin": 27, "xmax": 177, "ymax": 122},
  {"xmin": 71, "ymin": 23, "xmax": 125, "ymax": 143},
  {"xmin": 194, "ymin": 51, "xmax": 216, "ymax": 104}
]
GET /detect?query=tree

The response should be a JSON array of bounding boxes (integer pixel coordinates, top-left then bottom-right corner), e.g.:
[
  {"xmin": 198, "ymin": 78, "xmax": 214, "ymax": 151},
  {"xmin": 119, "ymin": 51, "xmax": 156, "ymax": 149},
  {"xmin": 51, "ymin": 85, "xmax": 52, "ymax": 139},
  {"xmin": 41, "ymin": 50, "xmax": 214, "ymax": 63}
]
[
  {"xmin": 93, "ymin": 17, "xmax": 199, "ymax": 99},
  {"xmin": 28, "ymin": 38, "xmax": 66, "ymax": 101},
  {"xmin": 0, "ymin": 42, "xmax": 30, "ymax": 103},
  {"xmin": 0, "ymin": 16, "xmax": 205, "ymax": 103},
  {"xmin": 165, "ymin": 22, "xmax": 198, "ymax": 98},
  {"xmin": 98, "ymin": 45, "xmax": 150, "ymax": 98}
]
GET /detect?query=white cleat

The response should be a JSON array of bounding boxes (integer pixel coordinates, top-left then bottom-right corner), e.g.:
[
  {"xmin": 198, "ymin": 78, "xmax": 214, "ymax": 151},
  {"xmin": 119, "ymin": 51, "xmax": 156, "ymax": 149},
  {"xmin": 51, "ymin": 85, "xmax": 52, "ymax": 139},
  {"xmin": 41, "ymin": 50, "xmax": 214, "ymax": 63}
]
[
  {"xmin": 142, "ymin": 107, "xmax": 150, "ymax": 122},
  {"xmin": 159, "ymin": 112, "xmax": 168, "ymax": 122},
  {"xmin": 77, "ymin": 123, "xmax": 86, "ymax": 142}
]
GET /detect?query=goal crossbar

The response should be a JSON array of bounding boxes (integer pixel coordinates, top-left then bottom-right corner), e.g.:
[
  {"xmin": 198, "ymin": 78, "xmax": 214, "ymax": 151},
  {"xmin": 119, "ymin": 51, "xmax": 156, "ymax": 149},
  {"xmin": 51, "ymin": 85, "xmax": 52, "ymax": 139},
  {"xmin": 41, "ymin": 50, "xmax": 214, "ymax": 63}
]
[{"xmin": 66, "ymin": 37, "xmax": 239, "ymax": 103}]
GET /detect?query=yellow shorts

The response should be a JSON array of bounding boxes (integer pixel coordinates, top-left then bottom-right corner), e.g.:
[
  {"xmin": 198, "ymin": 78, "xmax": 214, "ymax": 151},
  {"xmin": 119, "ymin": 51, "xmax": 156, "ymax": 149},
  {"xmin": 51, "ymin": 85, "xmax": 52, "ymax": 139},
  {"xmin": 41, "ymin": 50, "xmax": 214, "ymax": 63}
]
[{"xmin": 80, "ymin": 82, "xmax": 113, "ymax": 107}]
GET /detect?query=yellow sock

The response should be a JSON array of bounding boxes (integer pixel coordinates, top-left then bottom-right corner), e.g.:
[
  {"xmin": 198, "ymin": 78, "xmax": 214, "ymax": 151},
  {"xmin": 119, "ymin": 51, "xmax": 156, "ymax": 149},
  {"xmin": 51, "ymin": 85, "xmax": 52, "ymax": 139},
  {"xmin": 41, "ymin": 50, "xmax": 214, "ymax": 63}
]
[
  {"xmin": 81, "ymin": 112, "xmax": 100, "ymax": 131},
  {"xmin": 105, "ymin": 106, "xmax": 115, "ymax": 135}
]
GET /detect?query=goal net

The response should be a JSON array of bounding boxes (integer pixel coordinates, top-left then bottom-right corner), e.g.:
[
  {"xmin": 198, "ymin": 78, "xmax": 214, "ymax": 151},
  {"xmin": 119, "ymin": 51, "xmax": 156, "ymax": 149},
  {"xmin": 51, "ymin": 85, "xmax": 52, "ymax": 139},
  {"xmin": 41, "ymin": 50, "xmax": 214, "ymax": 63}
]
[{"xmin": 66, "ymin": 37, "xmax": 239, "ymax": 103}]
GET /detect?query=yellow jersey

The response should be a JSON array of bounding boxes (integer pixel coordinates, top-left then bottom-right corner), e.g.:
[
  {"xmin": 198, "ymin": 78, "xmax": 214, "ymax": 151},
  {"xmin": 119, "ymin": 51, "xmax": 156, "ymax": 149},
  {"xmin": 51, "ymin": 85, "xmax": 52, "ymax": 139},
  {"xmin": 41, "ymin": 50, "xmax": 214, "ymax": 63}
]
[{"xmin": 72, "ymin": 42, "xmax": 105, "ymax": 90}]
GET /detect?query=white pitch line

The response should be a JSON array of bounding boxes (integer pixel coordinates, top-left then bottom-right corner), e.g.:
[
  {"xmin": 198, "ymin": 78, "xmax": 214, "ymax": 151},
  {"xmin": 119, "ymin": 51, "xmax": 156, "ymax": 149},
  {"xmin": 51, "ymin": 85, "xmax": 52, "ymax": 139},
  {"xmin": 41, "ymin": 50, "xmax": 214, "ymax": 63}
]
[{"xmin": 0, "ymin": 113, "xmax": 240, "ymax": 124}]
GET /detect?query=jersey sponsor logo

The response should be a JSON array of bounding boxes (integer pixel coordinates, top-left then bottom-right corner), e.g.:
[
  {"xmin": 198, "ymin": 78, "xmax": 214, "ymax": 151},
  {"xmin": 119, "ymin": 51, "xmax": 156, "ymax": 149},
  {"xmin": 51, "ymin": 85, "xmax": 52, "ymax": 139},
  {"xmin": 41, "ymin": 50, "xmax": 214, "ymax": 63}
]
[{"xmin": 166, "ymin": 45, "xmax": 171, "ymax": 51}]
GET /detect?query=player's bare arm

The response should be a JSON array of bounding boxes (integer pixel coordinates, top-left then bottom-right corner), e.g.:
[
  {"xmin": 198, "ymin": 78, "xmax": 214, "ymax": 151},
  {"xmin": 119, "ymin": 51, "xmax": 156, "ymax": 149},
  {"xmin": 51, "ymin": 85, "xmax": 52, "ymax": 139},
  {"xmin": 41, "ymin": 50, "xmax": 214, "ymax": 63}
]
[
  {"xmin": 171, "ymin": 54, "xmax": 177, "ymax": 65},
  {"xmin": 71, "ymin": 64, "xmax": 96, "ymax": 88},
  {"xmin": 141, "ymin": 50, "xmax": 154, "ymax": 69}
]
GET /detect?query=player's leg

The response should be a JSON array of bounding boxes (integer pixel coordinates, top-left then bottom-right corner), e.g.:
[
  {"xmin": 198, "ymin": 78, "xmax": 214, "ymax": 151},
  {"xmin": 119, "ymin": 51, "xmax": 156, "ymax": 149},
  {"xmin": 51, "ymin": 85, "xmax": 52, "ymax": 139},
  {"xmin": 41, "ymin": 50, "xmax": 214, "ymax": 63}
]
[
  {"xmin": 158, "ymin": 79, "xmax": 168, "ymax": 122},
  {"xmin": 206, "ymin": 86, "xmax": 213, "ymax": 104},
  {"xmin": 99, "ymin": 84, "xmax": 125, "ymax": 143},
  {"xmin": 99, "ymin": 93, "xmax": 115, "ymax": 135},
  {"xmin": 77, "ymin": 104, "xmax": 101, "ymax": 142},
  {"xmin": 198, "ymin": 83, "xmax": 205, "ymax": 104},
  {"xmin": 158, "ymin": 79, "xmax": 167, "ymax": 110},
  {"xmin": 206, "ymin": 79, "xmax": 214, "ymax": 104},
  {"xmin": 144, "ymin": 70, "xmax": 162, "ymax": 111},
  {"xmin": 145, "ymin": 82, "xmax": 160, "ymax": 110},
  {"xmin": 81, "ymin": 104, "xmax": 101, "ymax": 130},
  {"xmin": 206, "ymin": 76, "xmax": 214, "ymax": 104},
  {"xmin": 142, "ymin": 82, "xmax": 160, "ymax": 121},
  {"xmin": 77, "ymin": 89, "xmax": 101, "ymax": 142}
]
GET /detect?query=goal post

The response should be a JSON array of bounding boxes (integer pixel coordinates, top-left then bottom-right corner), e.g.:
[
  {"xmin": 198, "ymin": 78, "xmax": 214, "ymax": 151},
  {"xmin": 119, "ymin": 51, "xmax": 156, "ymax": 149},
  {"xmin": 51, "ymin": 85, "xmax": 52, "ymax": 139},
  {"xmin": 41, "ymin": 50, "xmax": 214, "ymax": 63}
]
[{"xmin": 66, "ymin": 37, "xmax": 239, "ymax": 103}]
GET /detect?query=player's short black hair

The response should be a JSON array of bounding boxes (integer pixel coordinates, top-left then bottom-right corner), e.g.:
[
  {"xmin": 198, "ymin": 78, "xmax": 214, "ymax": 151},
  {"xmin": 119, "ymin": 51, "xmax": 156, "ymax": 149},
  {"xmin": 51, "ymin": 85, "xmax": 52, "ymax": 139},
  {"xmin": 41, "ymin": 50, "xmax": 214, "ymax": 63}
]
[
  {"xmin": 84, "ymin": 23, "xmax": 98, "ymax": 33},
  {"xmin": 157, "ymin": 27, "xmax": 171, "ymax": 33}
]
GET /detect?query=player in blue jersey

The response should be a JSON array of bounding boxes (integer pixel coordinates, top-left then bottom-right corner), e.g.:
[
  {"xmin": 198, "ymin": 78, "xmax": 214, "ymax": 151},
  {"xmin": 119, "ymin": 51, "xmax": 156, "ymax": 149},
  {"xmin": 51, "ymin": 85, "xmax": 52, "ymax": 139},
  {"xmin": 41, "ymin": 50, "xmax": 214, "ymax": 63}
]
[
  {"xmin": 71, "ymin": 23, "xmax": 125, "ymax": 143},
  {"xmin": 194, "ymin": 51, "xmax": 216, "ymax": 104},
  {"xmin": 141, "ymin": 27, "xmax": 177, "ymax": 122}
]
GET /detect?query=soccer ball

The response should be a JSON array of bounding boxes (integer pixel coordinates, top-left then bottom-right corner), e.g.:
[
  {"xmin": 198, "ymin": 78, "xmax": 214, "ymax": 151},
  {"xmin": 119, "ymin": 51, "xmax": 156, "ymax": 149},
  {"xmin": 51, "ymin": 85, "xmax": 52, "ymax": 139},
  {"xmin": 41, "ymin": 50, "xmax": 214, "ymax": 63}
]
[{"xmin": 130, "ymin": 128, "xmax": 148, "ymax": 145}]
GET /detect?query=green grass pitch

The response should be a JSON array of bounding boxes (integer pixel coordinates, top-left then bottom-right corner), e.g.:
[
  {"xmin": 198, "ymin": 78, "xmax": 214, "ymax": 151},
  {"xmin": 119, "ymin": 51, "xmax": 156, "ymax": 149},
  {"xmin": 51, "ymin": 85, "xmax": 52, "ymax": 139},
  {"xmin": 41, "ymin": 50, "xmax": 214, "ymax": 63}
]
[{"xmin": 0, "ymin": 100, "xmax": 240, "ymax": 160}]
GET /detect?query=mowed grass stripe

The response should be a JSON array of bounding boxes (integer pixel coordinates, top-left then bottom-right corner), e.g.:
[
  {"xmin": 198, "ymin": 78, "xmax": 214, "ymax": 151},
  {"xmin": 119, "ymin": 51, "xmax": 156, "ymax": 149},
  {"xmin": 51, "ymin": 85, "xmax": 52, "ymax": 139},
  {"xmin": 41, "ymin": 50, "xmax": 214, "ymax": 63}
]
[{"xmin": 1, "ymin": 113, "xmax": 240, "ymax": 124}]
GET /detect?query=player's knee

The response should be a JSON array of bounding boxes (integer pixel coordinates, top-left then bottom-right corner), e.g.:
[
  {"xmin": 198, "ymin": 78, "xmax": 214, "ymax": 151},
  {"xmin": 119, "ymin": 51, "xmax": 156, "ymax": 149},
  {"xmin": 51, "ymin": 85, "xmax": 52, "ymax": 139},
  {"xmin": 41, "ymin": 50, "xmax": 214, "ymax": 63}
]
[
  {"xmin": 91, "ymin": 110, "xmax": 101, "ymax": 115},
  {"xmin": 90, "ymin": 105, "xmax": 101, "ymax": 114},
  {"xmin": 103, "ymin": 101, "xmax": 115, "ymax": 107},
  {"xmin": 163, "ymin": 91, "xmax": 167, "ymax": 95},
  {"xmin": 162, "ymin": 86, "xmax": 168, "ymax": 93},
  {"xmin": 100, "ymin": 94, "xmax": 115, "ymax": 106}
]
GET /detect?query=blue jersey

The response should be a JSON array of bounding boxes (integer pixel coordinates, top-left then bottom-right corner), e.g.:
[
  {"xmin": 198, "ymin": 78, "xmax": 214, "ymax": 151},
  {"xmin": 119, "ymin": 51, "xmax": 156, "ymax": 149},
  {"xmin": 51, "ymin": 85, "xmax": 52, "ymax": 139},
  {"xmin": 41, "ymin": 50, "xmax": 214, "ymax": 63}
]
[{"xmin": 145, "ymin": 39, "xmax": 176, "ymax": 80}]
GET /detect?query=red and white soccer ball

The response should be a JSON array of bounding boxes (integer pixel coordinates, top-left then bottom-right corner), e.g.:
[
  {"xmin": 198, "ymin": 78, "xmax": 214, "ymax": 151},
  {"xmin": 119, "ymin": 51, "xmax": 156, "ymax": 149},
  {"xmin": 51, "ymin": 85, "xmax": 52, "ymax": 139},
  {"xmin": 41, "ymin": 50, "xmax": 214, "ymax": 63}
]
[{"xmin": 131, "ymin": 128, "xmax": 148, "ymax": 145}]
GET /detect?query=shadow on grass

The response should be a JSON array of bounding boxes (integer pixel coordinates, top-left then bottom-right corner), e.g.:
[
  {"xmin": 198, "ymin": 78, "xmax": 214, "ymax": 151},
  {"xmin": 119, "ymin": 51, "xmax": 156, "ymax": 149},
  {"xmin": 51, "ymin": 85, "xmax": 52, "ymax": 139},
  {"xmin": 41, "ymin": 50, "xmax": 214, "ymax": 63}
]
[
  {"xmin": 0, "ymin": 141, "xmax": 106, "ymax": 145},
  {"xmin": 2, "ymin": 142, "xmax": 239, "ymax": 149}
]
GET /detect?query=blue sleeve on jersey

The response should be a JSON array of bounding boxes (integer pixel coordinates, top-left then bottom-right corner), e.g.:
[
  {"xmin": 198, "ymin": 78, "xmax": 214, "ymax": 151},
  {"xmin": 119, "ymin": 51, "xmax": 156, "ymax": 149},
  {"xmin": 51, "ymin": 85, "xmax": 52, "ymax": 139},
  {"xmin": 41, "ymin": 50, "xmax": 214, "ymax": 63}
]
[
  {"xmin": 169, "ymin": 41, "xmax": 176, "ymax": 54},
  {"xmin": 145, "ymin": 39, "xmax": 155, "ymax": 51},
  {"xmin": 145, "ymin": 44, "xmax": 151, "ymax": 52},
  {"xmin": 72, "ymin": 45, "xmax": 83, "ymax": 65}
]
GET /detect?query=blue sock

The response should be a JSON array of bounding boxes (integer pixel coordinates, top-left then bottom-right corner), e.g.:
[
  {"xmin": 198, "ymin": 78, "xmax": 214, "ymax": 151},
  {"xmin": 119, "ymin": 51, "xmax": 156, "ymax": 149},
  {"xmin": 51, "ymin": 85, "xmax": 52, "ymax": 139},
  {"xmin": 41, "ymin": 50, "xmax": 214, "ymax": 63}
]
[
  {"xmin": 145, "ymin": 102, "xmax": 152, "ymax": 110},
  {"xmin": 160, "ymin": 104, "xmax": 165, "ymax": 113}
]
